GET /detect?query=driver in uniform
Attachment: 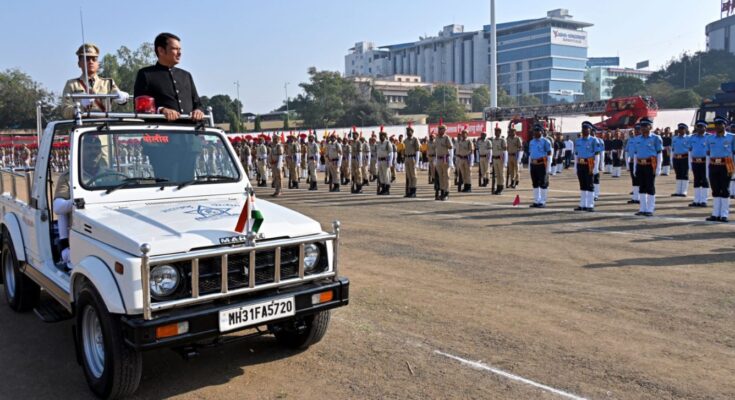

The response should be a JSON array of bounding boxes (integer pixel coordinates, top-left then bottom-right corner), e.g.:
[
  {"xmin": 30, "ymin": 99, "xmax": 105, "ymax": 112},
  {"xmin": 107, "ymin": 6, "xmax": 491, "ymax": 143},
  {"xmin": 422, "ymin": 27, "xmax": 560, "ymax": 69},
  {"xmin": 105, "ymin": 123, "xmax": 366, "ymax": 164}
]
[{"xmin": 53, "ymin": 135, "xmax": 110, "ymax": 268}]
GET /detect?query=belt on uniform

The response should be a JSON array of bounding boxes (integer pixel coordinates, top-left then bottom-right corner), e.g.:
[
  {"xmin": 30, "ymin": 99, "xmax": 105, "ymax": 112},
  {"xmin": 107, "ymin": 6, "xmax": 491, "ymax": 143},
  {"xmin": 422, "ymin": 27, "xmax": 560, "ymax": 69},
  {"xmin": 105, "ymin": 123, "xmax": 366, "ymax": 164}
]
[
  {"xmin": 531, "ymin": 158, "xmax": 546, "ymax": 165},
  {"xmin": 637, "ymin": 157, "xmax": 656, "ymax": 169},
  {"xmin": 457, "ymin": 155, "xmax": 469, "ymax": 160},
  {"xmin": 479, "ymin": 155, "xmax": 488, "ymax": 158},
  {"xmin": 711, "ymin": 157, "xmax": 735, "ymax": 174},
  {"xmin": 692, "ymin": 157, "xmax": 705, "ymax": 163},
  {"xmin": 436, "ymin": 156, "xmax": 448, "ymax": 161},
  {"xmin": 378, "ymin": 157, "xmax": 387, "ymax": 161},
  {"xmin": 330, "ymin": 158, "xmax": 339, "ymax": 162},
  {"xmin": 673, "ymin": 154, "xmax": 688, "ymax": 159},
  {"xmin": 492, "ymin": 156, "xmax": 502, "ymax": 159},
  {"xmin": 406, "ymin": 155, "xmax": 416, "ymax": 158}
]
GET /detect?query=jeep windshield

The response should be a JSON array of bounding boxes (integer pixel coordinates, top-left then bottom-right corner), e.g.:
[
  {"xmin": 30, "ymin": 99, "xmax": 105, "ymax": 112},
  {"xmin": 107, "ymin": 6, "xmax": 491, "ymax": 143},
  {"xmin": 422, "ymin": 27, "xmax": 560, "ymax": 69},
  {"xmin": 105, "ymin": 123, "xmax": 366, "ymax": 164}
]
[{"xmin": 78, "ymin": 130, "xmax": 240, "ymax": 191}]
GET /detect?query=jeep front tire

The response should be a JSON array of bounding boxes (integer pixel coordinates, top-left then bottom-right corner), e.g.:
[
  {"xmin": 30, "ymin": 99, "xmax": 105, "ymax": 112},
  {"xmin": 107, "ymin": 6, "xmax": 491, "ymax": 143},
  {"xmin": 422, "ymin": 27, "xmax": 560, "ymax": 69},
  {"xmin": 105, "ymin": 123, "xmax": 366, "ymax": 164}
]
[
  {"xmin": 76, "ymin": 282, "xmax": 142, "ymax": 399},
  {"xmin": 271, "ymin": 310, "xmax": 331, "ymax": 350}
]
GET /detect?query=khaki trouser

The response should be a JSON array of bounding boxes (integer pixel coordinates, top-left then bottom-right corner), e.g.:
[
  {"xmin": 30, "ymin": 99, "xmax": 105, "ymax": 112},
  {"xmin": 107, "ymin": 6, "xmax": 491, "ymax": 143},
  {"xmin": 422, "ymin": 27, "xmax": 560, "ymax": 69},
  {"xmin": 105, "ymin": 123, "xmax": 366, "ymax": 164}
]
[
  {"xmin": 288, "ymin": 160, "xmax": 298, "ymax": 183},
  {"xmin": 479, "ymin": 155, "xmax": 490, "ymax": 179},
  {"xmin": 328, "ymin": 159, "xmax": 340, "ymax": 184},
  {"xmin": 361, "ymin": 164, "xmax": 369, "ymax": 182},
  {"xmin": 308, "ymin": 159, "xmax": 317, "ymax": 181},
  {"xmin": 405, "ymin": 157, "xmax": 417, "ymax": 188},
  {"xmin": 370, "ymin": 157, "xmax": 377, "ymax": 178},
  {"xmin": 351, "ymin": 159, "xmax": 362, "ymax": 183},
  {"xmin": 493, "ymin": 158, "xmax": 504, "ymax": 184},
  {"xmin": 272, "ymin": 163, "xmax": 282, "ymax": 191},
  {"xmin": 379, "ymin": 160, "xmax": 390, "ymax": 185},
  {"xmin": 436, "ymin": 158, "xmax": 449, "ymax": 191},
  {"xmin": 508, "ymin": 155, "xmax": 519, "ymax": 182},
  {"xmin": 257, "ymin": 159, "xmax": 267, "ymax": 181},
  {"xmin": 457, "ymin": 157, "xmax": 470, "ymax": 184},
  {"xmin": 428, "ymin": 156, "xmax": 436, "ymax": 182},
  {"xmin": 341, "ymin": 161, "xmax": 350, "ymax": 181}
]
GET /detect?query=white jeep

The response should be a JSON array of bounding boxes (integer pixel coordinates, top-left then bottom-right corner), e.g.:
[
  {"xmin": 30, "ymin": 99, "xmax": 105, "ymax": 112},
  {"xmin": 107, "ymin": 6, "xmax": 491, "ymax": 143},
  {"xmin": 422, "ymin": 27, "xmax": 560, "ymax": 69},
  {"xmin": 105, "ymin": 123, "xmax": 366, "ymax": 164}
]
[{"xmin": 0, "ymin": 100, "xmax": 349, "ymax": 399}]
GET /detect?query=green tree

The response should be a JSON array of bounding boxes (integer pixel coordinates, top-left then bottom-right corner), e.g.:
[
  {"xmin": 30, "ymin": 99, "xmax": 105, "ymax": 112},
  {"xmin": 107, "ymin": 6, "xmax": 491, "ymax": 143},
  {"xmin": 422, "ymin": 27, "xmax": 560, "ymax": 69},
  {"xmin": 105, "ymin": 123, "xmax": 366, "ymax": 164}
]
[
  {"xmin": 583, "ymin": 74, "xmax": 600, "ymax": 101},
  {"xmin": 471, "ymin": 86, "xmax": 490, "ymax": 112},
  {"xmin": 283, "ymin": 113, "xmax": 290, "ymax": 129},
  {"xmin": 497, "ymin": 88, "xmax": 516, "ymax": 107},
  {"xmin": 611, "ymin": 76, "xmax": 646, "ymax": 98},
  {"xmin": 0, "ymin": 69, "xmax": 57, "ymax": 129},
  {"xmin": 663, "ymin": 89, "xmax": 701, "ymax": 109},
  {"xmin": 518, "ymin": 94, "xmax": 542, "ymax": 106},
  {"xmin": 99, "ymin": 43, "xmax": 156, "ymax": 112},
  {"xmin": 426, "ymin": 85, "xmax": 466, "ymax": 123},
  {"xmin": 648, "ymin": 50, "xmax": 735, "ymax": 89},
  {"xmin": 403, "ymin": 86, "xmax": 432, "ymax": 114},
  {"xmin": 254, "ymin": 115, "xmax": 262, "ymax": 131},
  {"xmin": 693, "ymin": 74, "xmax": 728, "ymax": 98}
]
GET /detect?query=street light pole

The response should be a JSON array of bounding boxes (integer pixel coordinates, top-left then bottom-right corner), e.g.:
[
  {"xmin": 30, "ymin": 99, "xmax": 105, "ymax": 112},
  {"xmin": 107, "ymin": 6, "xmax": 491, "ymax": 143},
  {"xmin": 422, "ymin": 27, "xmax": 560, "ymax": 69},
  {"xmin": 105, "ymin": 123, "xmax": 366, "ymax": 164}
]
[
  {"xmin": 234, "ymin": 80, "xmax": 241, "ymax": 131},
  {"xmin": 284, "ymin": 82, "xmax": 290, "ymax": 116},
  {"xmin": 490, "ymin": 0, "xmax": 498, "ymax": 108}
]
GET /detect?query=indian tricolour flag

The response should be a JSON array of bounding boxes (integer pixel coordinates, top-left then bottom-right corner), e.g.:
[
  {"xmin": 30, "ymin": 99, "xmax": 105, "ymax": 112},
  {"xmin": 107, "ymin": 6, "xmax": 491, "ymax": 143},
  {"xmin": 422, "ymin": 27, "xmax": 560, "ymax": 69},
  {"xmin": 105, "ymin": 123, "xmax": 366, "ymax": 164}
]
[{"xmin": 234, "ymin": 190, "xmax": 264, "ymax": 234}]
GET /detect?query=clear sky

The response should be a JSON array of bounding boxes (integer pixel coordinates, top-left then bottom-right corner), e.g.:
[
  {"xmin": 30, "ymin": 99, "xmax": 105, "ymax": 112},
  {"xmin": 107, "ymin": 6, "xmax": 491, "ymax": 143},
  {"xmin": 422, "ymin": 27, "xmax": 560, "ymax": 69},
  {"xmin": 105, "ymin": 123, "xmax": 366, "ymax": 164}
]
[{"xmin": 0, "ymin": 0, "xmax": 721, "ymax": 113}]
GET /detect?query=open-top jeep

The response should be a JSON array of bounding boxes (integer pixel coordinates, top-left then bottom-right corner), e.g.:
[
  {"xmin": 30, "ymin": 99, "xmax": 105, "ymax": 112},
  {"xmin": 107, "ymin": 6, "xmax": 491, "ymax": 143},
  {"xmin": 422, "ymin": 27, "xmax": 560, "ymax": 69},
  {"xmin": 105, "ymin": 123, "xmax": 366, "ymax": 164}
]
[{"xmin": 0, "ymin": 96, "xmax": 349, "ymax": 399}]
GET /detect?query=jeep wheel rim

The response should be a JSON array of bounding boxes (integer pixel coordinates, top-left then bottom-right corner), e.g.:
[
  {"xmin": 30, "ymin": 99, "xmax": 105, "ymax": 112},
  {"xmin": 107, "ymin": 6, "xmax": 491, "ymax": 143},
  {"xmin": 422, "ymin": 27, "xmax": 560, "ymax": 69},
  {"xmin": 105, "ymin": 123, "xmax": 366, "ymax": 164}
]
[
  {"xmin": 82, "ymin": 306, "xmax": 105, "ymax": 378},
  {"xmin": 3, "ymin": 250, "xmax": 15, "ymax": 299}
]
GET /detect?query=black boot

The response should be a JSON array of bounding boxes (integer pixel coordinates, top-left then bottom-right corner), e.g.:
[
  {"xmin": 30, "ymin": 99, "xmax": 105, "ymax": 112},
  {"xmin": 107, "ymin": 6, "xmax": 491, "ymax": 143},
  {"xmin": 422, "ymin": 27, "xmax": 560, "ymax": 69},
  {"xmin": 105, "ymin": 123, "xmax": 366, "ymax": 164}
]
[
  {"xmin": 363, "ymin": 179, "xmax": 369, "ymax": 187},
  {"xmin": 441, "ymin": 190, "xmax": 448, "ymax": 201},
  {"xmin": 435, "ymin": 190, "xmax": 441, "ymax": 200},
  {"xmin": 356, "ymin": 184, "xmax": 363, "ymax": 194},
  {"xmin": 293, "ymin": 181, "xmax": 299, "ymax": 189},
  {"xmin": 333, "ymin": 184, "xmax": 340, "ymax": 192},
  {"xmin": 309, "ymin": 182, "xmax": 317, "ymax": 191},
  {"xmin": 463, "ymin": 184, "xmax": 471, "ymax": 193},
  {"xmin": 384, "ymin": 185, "xmax": 390, "ymax": 195},
  {"xmin": 494, "ymin": 185, "xmax": 504, "ymax": 195},
  {"xmin": 410, "ymin": 187, "xmax": 417, "ymax": 198}
]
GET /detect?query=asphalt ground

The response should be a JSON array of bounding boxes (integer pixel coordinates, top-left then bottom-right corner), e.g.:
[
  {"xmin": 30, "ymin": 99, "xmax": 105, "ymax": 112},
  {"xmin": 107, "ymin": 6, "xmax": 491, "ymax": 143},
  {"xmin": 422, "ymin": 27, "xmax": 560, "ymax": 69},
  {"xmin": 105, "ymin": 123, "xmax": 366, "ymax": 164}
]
[{"xmin": 0, "ymin": 166, "xmax": 733, "ymax": 399}]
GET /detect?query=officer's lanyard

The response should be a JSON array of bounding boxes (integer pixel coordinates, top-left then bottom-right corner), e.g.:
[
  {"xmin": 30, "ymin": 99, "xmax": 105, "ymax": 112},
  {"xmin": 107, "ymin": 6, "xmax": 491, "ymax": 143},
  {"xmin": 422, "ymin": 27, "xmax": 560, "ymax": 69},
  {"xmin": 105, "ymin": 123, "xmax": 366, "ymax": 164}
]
[{"xmin": 77, "ymin": 78, "xmax": 107, "ymax": 112}]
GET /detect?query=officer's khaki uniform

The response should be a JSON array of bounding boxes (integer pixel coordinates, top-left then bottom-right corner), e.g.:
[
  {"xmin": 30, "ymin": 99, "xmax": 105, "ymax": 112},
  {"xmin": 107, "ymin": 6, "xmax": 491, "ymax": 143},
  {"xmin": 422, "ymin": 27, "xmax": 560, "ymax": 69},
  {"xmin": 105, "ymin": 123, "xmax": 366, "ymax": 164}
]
[
  {"xmin": 270, "ymin": 142, "xmax": 284, "ymax": 193},
  {"xmin": 350, "ymin": 139, "xmax": 363, "ymax": 185},
  {"xmin": 360, "ymin": 140, "xmax": 370, "ymax": 183},
  {"xmin": 491, "ymin": 137, "xmax": 507, "ymax": 185},
  {"xmin": 326, "ymin": 141, "xmax": 342, "ymax": 185},
  {"xmin": 288, "ymin": 141, "xmax": 299, "ymax": 186},
  {"xmin": 427, "ymin": 139, "xmax": 436, "ymax": 184},
  {"xmin": 256, "ymin": 143, "xmax": 268, "ymax": 184},
  {"xmin": 435, "ymin": 135, "xmax": 453, "ymax": 192},
  {"xmin": 369, "ymin": 142, "xmax": 378, "ymax": 179},
  {"xmin": 239, "ymin": 143, "xmax": 251, "ymax": 177},
  {"xmin": 341, "ymin": 142, "xmax": 351, "ymax": 183},
  {"xmin": 376, "ymin": 139, "xmax": 392, "ymax": 185},
  {"xmin": 476, "ymin": 137, "xmax": 492, "ymax": 184},
  {"xmin": 403, "ymin": 136, "xmax": 420, "ymax": 188},
  {"xmin": 62, "ymin": 75, "xmax": 122, "ymax": 119},
  {"xmin": 306, "ymin": 141, "xmax": 319, "ymax": 184},
  {"xmin": 456, "ymin": 138, "xmax": 474, "ymax": 188},
  {"xmin": 507, "ymin": 135, "xmax": 523, "ymax": 185}
]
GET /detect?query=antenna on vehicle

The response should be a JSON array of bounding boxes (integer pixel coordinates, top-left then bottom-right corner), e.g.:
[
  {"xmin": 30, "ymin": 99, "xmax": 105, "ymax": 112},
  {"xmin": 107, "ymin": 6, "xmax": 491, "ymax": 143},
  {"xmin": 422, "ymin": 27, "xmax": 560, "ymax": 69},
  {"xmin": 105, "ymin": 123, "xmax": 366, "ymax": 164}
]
[{"xmin": 79, "ymin": 8, "xmax": 89, "ymax": 94}]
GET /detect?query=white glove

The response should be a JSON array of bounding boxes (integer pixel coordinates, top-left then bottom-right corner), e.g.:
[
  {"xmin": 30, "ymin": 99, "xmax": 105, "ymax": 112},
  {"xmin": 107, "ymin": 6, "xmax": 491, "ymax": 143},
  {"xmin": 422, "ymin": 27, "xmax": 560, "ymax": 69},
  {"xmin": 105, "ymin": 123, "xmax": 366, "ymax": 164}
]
[
  {"xmin": 546, "ymin": 156, "xmax": 552, "ymax": 174},
  {"xmin": 115, "ymin": 90, "xmax": 129, "ymax": 105},
  {"xmin": 80, "ymin": 98, "xmax": 94, "ymax": 109},
  {"xmin": 656, "ymin": 153, "xmax": 663, "ymax": 176},
  {"xmin": 61, "ymin": 248, "xmax": 70, "ymax": 264}
]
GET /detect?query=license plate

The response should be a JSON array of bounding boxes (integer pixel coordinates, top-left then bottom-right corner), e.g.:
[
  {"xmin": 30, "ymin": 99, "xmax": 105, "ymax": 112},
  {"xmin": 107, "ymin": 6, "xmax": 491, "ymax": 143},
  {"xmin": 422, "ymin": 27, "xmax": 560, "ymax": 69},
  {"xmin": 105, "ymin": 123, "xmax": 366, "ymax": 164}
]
[{"xmin": 219, "ymin": 297, "xmax": 295, "ymax": 332}]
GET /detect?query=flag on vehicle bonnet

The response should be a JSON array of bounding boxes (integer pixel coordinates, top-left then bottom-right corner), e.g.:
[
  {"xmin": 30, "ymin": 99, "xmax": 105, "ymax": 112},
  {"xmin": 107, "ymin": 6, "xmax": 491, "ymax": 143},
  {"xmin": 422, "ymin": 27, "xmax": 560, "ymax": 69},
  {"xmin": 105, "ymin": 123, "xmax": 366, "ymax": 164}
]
[{"xmin": 235, "ymin": 189, "xmax": 264, "ymax": 234}]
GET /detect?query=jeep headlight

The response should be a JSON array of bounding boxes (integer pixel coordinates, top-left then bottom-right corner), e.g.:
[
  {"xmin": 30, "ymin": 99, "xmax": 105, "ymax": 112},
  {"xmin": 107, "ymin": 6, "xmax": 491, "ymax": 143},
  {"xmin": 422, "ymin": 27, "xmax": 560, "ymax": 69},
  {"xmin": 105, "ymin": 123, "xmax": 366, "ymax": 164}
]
[
  {"xmin": 150, "ymin": 265, "xmax": 180, "ymax": 298},
  {"xmin": 304, "ymin": 243, "xmax": 320, "ymax": 272}
]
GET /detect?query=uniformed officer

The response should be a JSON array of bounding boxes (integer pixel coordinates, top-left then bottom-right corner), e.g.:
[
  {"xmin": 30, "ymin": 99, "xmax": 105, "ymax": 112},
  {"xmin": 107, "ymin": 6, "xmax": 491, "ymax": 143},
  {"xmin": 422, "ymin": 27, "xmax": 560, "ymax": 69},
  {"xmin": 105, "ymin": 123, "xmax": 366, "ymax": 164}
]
[
  {"xmin": 390, "ymin": 135, "xmax": 398, "ymax": 183},
  {"xmin": 341, "ymin": 137, "xmax": 352, "ymax": 186},
  {"xmin": 376, "ymin": 130, "xmax": 393, "ymax": 195},
  {"xmin": 306, "ymin": 134, "xmax": 320, "ymax": 191},
  {"xmin": 610, "ymin": 130, "xmax": 624, "ymax": 177},
  {"xmin": 625, "ymin": 124, "xmax": 642, "ymax": 204},
  {"xmin": 491, "ymin": 127, "xmax": 507, "ymax": 195},
  {"xmin": 688, "ymin": 120, "xmax": 710, "ymax": 207},
  {"xmin": 528, "ymin": 124, "xmax": 552, "ymax": 207},
  {"xmin": 270, "ymin": 133, "xmax": 284, "ymax": 197},
  {"xmin": 326, "ymin": 134, "xmax": 343, "ymax": 192},
  {"xmin": 427, "ymin": 133, "xmax": 437, "ymax": 185},
  {"xmin": 506, "ymin": 128, "xmax": 523, "ymax": 189},
  {"xmin": 670, "ymin": 123, "xmax": 691, "ymax": 197},
  {"xmin": 350, "ymin": 130, "xmax": 364, "ymax": 194},
  {"xmin": 633, "ymin": 117, "xmax": 663, "ymax": 216},
  {"xmin": 239, "ymin": 139, "xmax": 252, "ymax": 178},
  {"xmin": 369, "ymin": 134, "xmax": 378, "ymax": 182},
  {"xmin": 62, "ymin": 43, "xmax": 129, "ymax": 118},
  {"xmin": 403, "ymin": 124, "xmax": 420, "ymax": 198},
  {"xmin": 360, "ymin": 135, "xmax": 371, "ymax": 187},
  {"xmin": 434, "ymin": 125, "xmax": 453, "ymax": 201},
  {"xmin": 592, "ymin": 130, "xmax": 605, "ymax": 200},
  {"xmin": 455, "ymin": 129, "xmax": 474, "ymax": 193},
  {"xmin": 287, "ymin": 135, "xmax": 300, "ymax": 189},
  {"xmin": 705, "ymin": 116, "xmax": 734, "ymax": 222},
  {"xmin": 574, "ymin": 122, "xmax": 600, "ymax": 212},
  {"xmin": 256, "ymin": 137, "xmax": 269, "ymax": 187},
  {"xmin": 476, "ymin": 130, "xmax": 492, "ymax": 188}
]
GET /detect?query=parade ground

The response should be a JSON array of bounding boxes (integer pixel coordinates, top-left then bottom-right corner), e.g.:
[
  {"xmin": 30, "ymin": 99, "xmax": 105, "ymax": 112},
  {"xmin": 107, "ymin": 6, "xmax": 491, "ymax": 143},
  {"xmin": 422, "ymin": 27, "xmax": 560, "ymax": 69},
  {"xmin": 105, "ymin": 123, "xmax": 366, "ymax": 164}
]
[{"xmin": 1, "ymin": 170, "xmax": 733, "ymax": 400}]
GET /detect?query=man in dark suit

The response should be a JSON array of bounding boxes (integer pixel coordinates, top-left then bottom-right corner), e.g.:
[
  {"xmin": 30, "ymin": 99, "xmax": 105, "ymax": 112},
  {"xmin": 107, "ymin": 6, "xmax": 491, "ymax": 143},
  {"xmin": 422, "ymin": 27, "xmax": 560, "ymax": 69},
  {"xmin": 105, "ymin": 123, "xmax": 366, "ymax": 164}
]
[{"xmin": 134, "ymin": 32, "xmax": 204, "ymax": 122}]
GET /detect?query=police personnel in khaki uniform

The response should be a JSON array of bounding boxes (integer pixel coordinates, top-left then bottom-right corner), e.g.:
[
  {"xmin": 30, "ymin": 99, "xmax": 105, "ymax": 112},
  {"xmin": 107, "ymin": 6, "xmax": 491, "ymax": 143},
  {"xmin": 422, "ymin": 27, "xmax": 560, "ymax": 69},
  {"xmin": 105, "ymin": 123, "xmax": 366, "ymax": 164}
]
[
  {"xmin": 427, "ymin": 134, "xmax": 436, "ymax": 184},
  {"xmin": 376, "ymin": 131, "xmax": 393, "ymax": 195},
  {"xmin": 476, "ymin": 131, "xmax": 492, "ymax": 187},
  {"xmin": 239, "ymin": 140, "xmax": 251, "ymax": 178},
  {"xmin": 287, "ymin": 135, "xmax": 300, "ymax": 189},
  {"xmin": 270, "ymin": 133, "xmax": 284, "ymax": 197},
  {"xmin": 350, "ymin": 131, "xmax": 364, "ymax": 194},
  {"xmin": 306, "ymin": 135, "xmax": 320, "ymax": 191},
  {"xmin": 491, "ymin": 128, "xmax": 507, "ymax": 195},
  {"xmin": 456, "ymin": 129, "xmax": 474, "ymax": 193},
  {"xmin": 369, "ymin": 135, "xmax": 378, "ymax": 182},
  {"xmin": 403, "ymin": 125, "xmax": 420, "ymax": 198},
  {"xmin": 434, "ymin": 125, "xmax": 453, "ymax": 201},
  {"xmin": 62, "ymin": 44, "xmax": 129, "ymax": 119},
  {"xmin": 506, "ymin": 128, "xmax": 523, "ymax": 188},
  {"xmin": 326, "ymin": 135, "xmax": 343, "ymax": 192},
  {"xmin": 256, "ymin": 137, "xmax": 268, "ymax": 187},
  {"xmin": 341, "ymin": 138, "xmax": 351, "ymax": 185},
  {"xmin": 360, "ymin": 135, "xmax": 371, "ymax": 187}
]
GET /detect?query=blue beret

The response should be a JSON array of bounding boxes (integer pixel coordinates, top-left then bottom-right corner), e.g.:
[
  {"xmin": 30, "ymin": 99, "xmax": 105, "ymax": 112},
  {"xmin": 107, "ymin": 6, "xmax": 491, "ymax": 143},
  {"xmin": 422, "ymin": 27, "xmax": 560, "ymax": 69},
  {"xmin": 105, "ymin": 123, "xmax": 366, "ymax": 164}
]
[
  {"xmin": 677, "ymin": 123, "xmax": 688, "ymax": 130},
  {"xmin": 714, "ymin": 115, "xmax": 729, "ymax": 125},
  {"xmin": 695, "ymin": 120, "xmax": 707, "ymax": 127},
  {"xmin": 639, "ymin": 117, "xmax": 653, "ymax": 126}
]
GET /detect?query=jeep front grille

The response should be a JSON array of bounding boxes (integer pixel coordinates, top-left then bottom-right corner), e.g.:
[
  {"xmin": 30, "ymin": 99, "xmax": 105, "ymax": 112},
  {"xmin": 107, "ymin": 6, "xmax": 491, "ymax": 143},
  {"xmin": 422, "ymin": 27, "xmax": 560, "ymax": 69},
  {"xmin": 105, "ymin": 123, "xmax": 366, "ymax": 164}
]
[{"xmin": 140, "ymin": 221, "xmax": 341, "ymax": 320}]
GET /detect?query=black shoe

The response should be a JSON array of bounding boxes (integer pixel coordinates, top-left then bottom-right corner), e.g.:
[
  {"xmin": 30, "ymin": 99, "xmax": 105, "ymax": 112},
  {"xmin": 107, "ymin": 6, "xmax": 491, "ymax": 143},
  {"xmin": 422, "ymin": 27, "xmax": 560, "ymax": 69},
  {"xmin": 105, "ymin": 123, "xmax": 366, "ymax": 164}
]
[
  {"xmin": 494, "ymin": 185, "xmax": 504, "ymax": 195},
  {"xmin": 441, "ymin": 191, "xmax": 448, "ymax": 201},
  {"xmin": 635, "ymin": 211, "xmax": 644, "ymax": 216},
  {"xmin": 410, "ymin": 188, "xmax": 417, "ymax": 198},
  {"xmin": 355, "ymin": 184, "xmax": 363, "ymax": 194},
  {"xmin": 644, "ymin": 212, "xmax": 653, "ymax": 217},
  {"xmin": 463, "ymin": 184, "xmax": 471, "ymax": 193},
  {"xmin": 706, "ymin": 216, "xmax": 720, "ymax": 222},
  {"xmin": 586, "ymin": 208, "xmax": 595, "ymax": 212},
  {"xmin": 529, "ymin": 203, "xmax": 538, "ymax": 208},
  {"xmin": 293, "ymin": 182, "xmax": 299, "ymax": 189},
  {"xmin": 688, "ymin": 202, "xmax": 698, "ymax": 207},
  {"xmin": 574, "ymin": 207, "xmax": 584, "ymax": 211},
  {"xmin": 333, "ymin": 184, "xmax": 340, "ymax": 192},
  {"xmin": 435, "ymin": 190, "xmax": 441, "ymax": 200},
  {"xmin": 536, "ymin": 203, "xmax": 546, "ymax": 208},
  {"xmin": 309, "ymin": 183, "xmax": 317, "ymax": 191},
  {"xmin": 594, "ymin": 197, "xmax": 599, "ymax": 201},
  {"xmin": 720, "ymin": 217, "xmax": 729, "ymax": 223}
]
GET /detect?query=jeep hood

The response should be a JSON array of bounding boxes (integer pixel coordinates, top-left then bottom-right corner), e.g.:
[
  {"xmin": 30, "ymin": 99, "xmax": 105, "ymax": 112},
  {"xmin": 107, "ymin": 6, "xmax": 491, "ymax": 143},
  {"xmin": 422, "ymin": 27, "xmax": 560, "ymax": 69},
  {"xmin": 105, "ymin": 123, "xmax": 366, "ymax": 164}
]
[{"xmin": 72, "ymin": 196, "xmax": 323, "ymax": 256}]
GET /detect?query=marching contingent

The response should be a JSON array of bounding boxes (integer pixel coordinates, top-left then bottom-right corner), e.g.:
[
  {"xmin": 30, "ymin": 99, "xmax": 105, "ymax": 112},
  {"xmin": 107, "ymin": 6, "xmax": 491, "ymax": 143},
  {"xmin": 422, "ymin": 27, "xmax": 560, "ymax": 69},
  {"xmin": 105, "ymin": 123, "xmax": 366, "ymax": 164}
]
[{"xmin": 223, "ymin": 116, "xmax": 735, "ymax": 222}]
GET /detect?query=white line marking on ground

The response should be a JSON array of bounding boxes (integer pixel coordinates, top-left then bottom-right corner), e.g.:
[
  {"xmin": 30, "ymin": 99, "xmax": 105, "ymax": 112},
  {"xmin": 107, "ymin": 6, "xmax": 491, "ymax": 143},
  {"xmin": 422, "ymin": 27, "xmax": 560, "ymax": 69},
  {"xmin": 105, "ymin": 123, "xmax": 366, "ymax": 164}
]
[{"xmin": 434, "ymin": 350, "xmax": 588, "ymax": 400}]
